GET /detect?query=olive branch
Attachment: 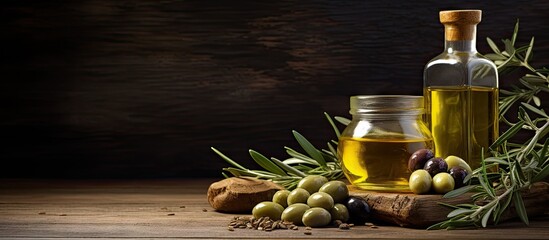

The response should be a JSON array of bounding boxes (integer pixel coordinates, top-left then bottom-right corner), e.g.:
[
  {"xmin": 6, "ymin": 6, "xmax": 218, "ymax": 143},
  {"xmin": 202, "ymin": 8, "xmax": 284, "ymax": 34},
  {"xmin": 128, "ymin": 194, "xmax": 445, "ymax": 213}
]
[
  {"xmin": 428, "ymin": 20, "xmax": 549, "ymax": 230},
  {"xmin": 211, "ymin": 112, "xmax": 346, "ymax": 190}
]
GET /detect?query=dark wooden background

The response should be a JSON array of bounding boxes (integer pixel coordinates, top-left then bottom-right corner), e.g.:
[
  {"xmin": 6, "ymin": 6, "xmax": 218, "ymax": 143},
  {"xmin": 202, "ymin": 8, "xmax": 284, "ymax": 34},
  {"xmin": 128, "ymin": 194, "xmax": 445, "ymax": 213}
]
[{"xmin": 2, "ymin": 1, "xmax": 548, "ymax": 178}]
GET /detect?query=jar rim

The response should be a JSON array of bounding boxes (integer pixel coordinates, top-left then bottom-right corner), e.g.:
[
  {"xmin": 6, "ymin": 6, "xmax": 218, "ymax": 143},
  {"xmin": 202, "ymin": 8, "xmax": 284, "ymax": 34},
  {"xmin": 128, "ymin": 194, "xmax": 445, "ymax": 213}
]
[
  {"xmin": 350, "ymin": 95, "xmax": 424, "ymax": 115},
  {"xmin": 351, "ymin": 95, "xmax": 423, "ymax": 100}
]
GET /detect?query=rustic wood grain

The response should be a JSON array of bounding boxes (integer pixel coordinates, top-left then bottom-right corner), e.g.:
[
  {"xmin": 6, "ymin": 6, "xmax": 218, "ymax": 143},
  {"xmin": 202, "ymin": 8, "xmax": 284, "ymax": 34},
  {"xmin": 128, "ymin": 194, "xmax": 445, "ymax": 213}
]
[
  {"xmin": 1, "ymin": 179, "xmax": 548, "ymax": 239},
  {"xmin": 350, "ymin": 182, "xmax": 549, "ymax": 228},
  {"xmin": 1, "ymin": 1, "xmax": 549, "ymax": 178}
]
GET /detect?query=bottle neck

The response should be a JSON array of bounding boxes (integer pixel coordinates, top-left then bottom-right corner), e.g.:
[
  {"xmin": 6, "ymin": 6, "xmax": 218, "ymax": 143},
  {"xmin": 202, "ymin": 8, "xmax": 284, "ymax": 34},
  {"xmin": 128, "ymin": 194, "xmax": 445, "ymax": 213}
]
[
  {"xmin": 445, "ymin": 40, "xmax": 476, "ymax": 53},
  {"xmin": 444, "ymin": 24, "xmax": 477, "ymax": 53}
]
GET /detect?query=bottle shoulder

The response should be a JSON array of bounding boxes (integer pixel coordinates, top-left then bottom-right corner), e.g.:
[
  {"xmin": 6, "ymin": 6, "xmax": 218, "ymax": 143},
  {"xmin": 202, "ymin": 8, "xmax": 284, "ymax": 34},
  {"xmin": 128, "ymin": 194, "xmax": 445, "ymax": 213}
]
[
  {"xmin": 425, "ymin": 52, "xmax": 497, "ymax": 73},
  {"xmin": 424, "ymin": 52, "xmax": 498, "ymax": 87},
  {"xmin": 426, "ymin": 52, "xmax": 495, "ymax": 66}
]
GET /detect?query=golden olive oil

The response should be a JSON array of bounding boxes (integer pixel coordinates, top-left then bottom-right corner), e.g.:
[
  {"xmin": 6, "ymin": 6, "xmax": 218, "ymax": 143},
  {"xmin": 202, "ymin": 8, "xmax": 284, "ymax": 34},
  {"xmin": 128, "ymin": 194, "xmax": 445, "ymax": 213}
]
[
  {"xmin": 338, "ymin": 136, "xmax": 433, "ymax": 192},
  {"xmin": 425, "ymin": 86, "xmax": 498, "ymax": 169}
]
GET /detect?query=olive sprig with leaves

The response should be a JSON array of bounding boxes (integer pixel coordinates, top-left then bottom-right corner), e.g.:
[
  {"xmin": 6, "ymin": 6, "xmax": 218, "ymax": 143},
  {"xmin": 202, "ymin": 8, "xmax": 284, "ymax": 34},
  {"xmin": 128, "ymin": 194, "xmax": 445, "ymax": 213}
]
[
  {"xmin": 429, "ymin": 21, "xmax": 549, "ymax": 230},
  {"xmin": 486, "ymin": 20, "xmax": 549, "ymax": 120},
  {"xmin": 211, "ymin": 113, "xmax": 345, "ymax": 190}
]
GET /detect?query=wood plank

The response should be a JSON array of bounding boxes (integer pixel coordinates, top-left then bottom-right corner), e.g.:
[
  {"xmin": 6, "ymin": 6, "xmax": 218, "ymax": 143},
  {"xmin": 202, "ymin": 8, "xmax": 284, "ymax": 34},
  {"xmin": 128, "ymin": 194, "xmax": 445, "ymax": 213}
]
[
  {"xmin": 1, "ymin": 179, "xmax": 548, "ymax": 239},
  {"xmin": 349, "ymin": 182, "xmax": 549, "ymax": 228}
]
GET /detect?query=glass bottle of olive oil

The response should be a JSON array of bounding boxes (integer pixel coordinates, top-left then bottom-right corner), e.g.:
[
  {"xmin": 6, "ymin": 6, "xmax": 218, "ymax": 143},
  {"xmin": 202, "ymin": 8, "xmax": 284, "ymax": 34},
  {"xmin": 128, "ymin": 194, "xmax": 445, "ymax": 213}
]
[{"xmin": 424, "ymin": 10, "xmax": 498, "ymax": 170}]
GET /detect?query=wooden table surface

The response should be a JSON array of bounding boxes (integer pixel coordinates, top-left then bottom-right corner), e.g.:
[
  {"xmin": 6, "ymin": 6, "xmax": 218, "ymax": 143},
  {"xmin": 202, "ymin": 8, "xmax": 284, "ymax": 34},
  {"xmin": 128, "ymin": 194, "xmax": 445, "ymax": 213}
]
[{"xmin": 1, "ymin": 179, "xmax": 548, "ymax": 239}]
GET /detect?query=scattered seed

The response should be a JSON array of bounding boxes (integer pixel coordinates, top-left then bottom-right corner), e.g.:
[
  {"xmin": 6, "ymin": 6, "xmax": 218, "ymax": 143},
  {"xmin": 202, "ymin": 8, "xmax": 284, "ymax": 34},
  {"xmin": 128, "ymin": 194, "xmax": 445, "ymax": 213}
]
[
  {"xmin": 228, "ymin": 226, "xmax": 234, "ymax": 231},
  {"xmin": 349, "ymin": 223, "xmax": 355, "ymax": 227},
  {"xmin": 305, "ymin": 227, "xmax": 312, "ymax": 231},
  {"xmin": 291, "ymin": 226, "xmax": 298, "ymax": 230},
  {"xmin": 202, "ymin": 208, "xmax": 208, "ymax": 212},
  {"xmin": 339, "ymin": 223, "xmax": 350, "ymax": 230},
  {"xmin": 365, "ymin": 222, "xmax": 378, "ymax": 228},
  {"xmin": 38, "ymin": 212, "xmax": 46, "ymax": 215},
  {"xmin": 304, "ymin": 231, "xmax": 312, "ymax": 235},
  {"xmin": 167, "ymin": 213, "xmax": 175, "ymax": 216},
  {"xmin": 227, "ymin": 216, "xmax": 298, "ymax": 232},
  {"xmin": 59, "ymin": 214, "xmax": 67, "ymax": 216}
]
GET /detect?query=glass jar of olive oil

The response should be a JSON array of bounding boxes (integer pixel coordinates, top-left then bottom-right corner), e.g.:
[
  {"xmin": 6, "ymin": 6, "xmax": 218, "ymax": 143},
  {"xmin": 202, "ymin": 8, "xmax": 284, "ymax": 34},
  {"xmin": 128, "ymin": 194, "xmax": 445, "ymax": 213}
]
[{"xmin": 338, "ymin": 96, "xmax": 433, "ymax": 192}]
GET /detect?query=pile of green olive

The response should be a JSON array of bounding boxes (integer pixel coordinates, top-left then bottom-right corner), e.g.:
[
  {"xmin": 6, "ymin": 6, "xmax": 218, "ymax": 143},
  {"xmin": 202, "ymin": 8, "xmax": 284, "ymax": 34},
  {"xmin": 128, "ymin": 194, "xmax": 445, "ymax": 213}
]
[
  {"xmin": 407, "ymin": 149, "xmax": 472, "ymax": 194},
  {"xmin": 252, "ymin": 175, "xmax": 371, "ymax": 227}
]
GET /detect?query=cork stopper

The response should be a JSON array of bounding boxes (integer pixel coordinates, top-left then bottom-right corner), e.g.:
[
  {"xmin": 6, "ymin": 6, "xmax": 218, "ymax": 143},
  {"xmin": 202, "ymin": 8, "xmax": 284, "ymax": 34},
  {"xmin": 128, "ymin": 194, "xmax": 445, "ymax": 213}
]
[{"xmin": 440, "ymin": 10, "xmax": 481, "ymax": 41}]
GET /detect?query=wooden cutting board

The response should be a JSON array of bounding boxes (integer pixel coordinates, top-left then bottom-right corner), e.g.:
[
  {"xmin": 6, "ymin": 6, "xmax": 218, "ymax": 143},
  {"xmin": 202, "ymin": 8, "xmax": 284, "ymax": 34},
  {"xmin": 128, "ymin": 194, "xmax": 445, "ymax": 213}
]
[{"xmin": 349, "ymin": 182, "xmax": 549, "ymax": 228}]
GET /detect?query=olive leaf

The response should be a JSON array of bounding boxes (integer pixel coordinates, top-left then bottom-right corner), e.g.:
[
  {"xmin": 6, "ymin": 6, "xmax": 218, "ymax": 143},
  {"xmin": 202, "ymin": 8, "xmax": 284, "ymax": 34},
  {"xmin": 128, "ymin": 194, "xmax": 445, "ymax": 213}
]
[
  {"xmin": 292, "ymin": 130, "xmax": 327, "ymax": 168},
  {"xmin": 249, "ymin": 150, "xmax": 287, "ymax": 176}
]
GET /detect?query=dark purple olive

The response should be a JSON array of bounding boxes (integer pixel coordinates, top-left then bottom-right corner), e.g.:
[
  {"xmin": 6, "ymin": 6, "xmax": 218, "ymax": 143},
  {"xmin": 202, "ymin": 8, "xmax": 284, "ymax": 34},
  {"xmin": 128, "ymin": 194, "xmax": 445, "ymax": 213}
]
[
  {"xmin": 345, "ymin": 196, "xmax": 371, "ymax": 224},
  {"xmin": 449, "ymin": 166, "xmax": 468, "ymax": 188},
  {"xmin": 408, "ymin": 149, "xmax": 435, "ymax": 171},
  {"xmin": 423, "ymin": 157, "xmax": 448, "ymax": 177}
]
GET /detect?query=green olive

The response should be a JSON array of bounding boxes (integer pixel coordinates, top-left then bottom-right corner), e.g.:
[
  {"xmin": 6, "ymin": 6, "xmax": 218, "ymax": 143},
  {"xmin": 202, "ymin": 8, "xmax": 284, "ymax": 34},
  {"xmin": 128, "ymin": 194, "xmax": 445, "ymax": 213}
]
[
  {"xmin": 281, "ymin": 203, "xmax": 310, "ymax": 226},
  {"xmin": 409, "ymin": 169, "xmax": 432, "ymax": 194},
  {"xmin": 287, "ymin": 188, "xmax": 310, "ymax": 205},
  {"xmin": 252, "ymin": 201, "xmax": 284, "ymax": 220},
  {"xmin": 302, "ymin": 207, "xmax": 331, "ymax": 227},
  {"xmin": 272, "ymin": 190, "xmax": 290, "ymax": 208},
  {"xmin": 432, "ymin": 172, "xmax": 455, "ymax": 194},
  {"xmin": 444, "ymin": 155, "xmax": 472, "ymax": 174},
  {"xmin": 297, "ymin": 175, "xmax": 328, "ymax": 194},
  {"xmin": 319, "ymin": 180, "xmax": 349, "ymax": 203},
  {"xmin": 307, "ymin": 192, "xmax": 334, "ymax": 210},
  {"xmin": 329, "ymin": 203, "xmax": 349, "ymax": 223}
]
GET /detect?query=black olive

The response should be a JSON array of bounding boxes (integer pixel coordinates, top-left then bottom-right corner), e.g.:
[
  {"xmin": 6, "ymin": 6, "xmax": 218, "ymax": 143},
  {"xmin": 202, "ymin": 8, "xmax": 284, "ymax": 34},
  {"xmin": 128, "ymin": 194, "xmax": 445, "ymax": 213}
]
[
  {"xmin": 449, "ymin": 166, "xmax": 468, "ymax": 188},
  {"xmin": 408, "ymin": 149, "xmax": 435, "ymax": 171},
  {"xmin": 345, "ymin": 196, "xmax": 371, "ymax": 224},
  {"xmin": 423, "ymin": 157, "xmax": 448, "ymax": 177}
]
